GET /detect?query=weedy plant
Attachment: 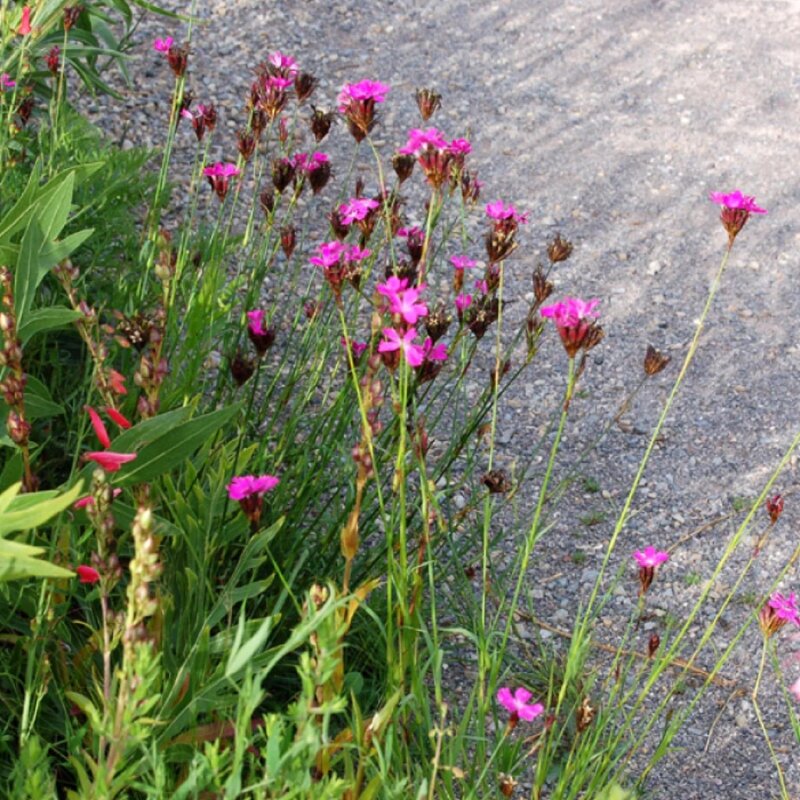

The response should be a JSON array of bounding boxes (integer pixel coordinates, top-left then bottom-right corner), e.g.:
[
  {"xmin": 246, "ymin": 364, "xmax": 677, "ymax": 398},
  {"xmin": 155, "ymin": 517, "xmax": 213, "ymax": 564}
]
[{"xmin": 1, "ymin": 4, "xmax": 799, "ymax": 799}]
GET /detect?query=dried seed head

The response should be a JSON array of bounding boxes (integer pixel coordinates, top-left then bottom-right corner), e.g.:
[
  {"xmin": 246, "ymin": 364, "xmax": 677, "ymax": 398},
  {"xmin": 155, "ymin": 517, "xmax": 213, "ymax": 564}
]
[
  {"xmin": 647, "ymin": 632, "xmax": 661, "ymax": 658},
  {"xmin": 481, "ymin": 469, "xmax": 511, "ymax": 495},
  {"xmin": 643, "ymin": 344, "xmax": 671, "ymax": 376},
  {"xmin": 547, "ymin": 234, "xmax": 573, "ymax": 264},
  {"xmin": 575, "ymin": 696, "xmax": 595, "ymax": 732},
  {"xmin": 415, "ymin": 87, "xmax": 442, "ymax": 121},
  {"xmin": 309, "ymin": 106, "xmax": 335, "ymax": 141}
]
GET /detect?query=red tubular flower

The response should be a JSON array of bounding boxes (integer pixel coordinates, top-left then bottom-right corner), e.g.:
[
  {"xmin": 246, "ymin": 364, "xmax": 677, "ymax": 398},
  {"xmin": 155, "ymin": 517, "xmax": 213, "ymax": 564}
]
[
  {"xmin": 85, "ymin": 451, "xmax": 136, "ymax": 472},
  {"xmin": 105, "ymin": 407, "xmax": 132, "ymax": 430},
  {"xmin": 17, "ymin": 6, "xmax": 32, "ymax": 35},
  {"xmin": 84, "ymin": 405, "xmax": 111, "ymax": 448},
  {"xmin": 76, "ymin": 564, "xmax": 100, "ymax": 584}
]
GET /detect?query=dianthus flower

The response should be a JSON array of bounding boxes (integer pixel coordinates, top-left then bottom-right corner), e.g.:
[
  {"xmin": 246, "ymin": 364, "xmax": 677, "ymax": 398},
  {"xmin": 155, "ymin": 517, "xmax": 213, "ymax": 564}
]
[
  {"xmin": 398, "ymin": 127, "xmax": 448, "ymax": 155},
  {"xmin": 541, "ymin": 297, "xmax": 603, "ymax": 359},
  {"xmin": 0, "ymin": 74, "xmax": 16, "ymax": 91},
  {"xmin": 378, "ymin": 327, "xmax": 424, "ymax": 368},
  {"xmin": 153, "ymin": 36, "xmax": 173, "ymax": 52},
  {"xmin": 760, "ymin": 591, "xmax": 800, "ymax": 638},
  {"xmin": 203, "ymin": 162, "xmax": 240, "ymax": 201},
  {"xmin": 311, "ymin": 241, "xmax": 371, "ymax": 301},
  {"xmin": 455, "ymin": 293, "xmax": 472, "ymax": 319},
  {"xmin": 338, "ymin": 79, "xmax": 390, "ymax": 141},
  {"xmin": 709, "ymin": 190, "xmax": 767, "ymax": 246},
  {"xmin": 339, "ymin": 196, "xmax": 380, "ymax": 225},
  {"xmin": 633, "ymin": 546, "xmax": 669, "ymax": 597},
  {"xmin": 228, "ymin": 474, "xmax": 279, "ymax": 529},
  {"xmin": 387, "ymin": 284, "xmax": 428, "ymax": 325},
  {"xmin": 246, "ymin": 310, "xmax": 276, "ymax": 356},
  {"xmin": 496, "ymin": 687, "xmax": 544, "ymax": 730},
  {"xmin": 450, "ymin": 255, "xmax": 477, "ymax": 270},
  {"xmin": 485, "ymin": 201, "xmax": 528, "ymax": 224},
  {"xmin": 266, "ymin": 51, "xmax": 298, "ymax": 76},
  {"xmin": 341, "ymin": 337, "xmax": 368, "ymax": 361}
]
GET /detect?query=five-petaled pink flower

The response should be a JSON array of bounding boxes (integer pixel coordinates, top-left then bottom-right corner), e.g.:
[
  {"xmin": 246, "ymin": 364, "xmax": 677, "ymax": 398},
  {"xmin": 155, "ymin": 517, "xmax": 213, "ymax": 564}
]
[
  {"xmin": 388, "ymin": 285, "xmax": 428, "ymax": 325},
  {"xmin": 341, "ymin": 337, "xmax": 368, "ymax": 360},
  {"xmin": 153, "ymin": 36, "xmax": 173, "ymax": 52},
  {"xmin": 633, "ymin": 546, "xmax": 669, "ymax": 568},
  {"xmin": 541, "ymin": 297, "xmax": 603, "ymax": 359},
  {"xmin": 337, "ymin": 80, "xmax": 390, "ymax": 110},
  {"xmin": 378, "ymin": 327, "xmax": 424, "ymax": 367},
  {"xmin": 768, "ymin": 591, "xmax": 800, "ymax": 625},
  {"xmin": 85, "ymin": 451, "xmax": 137, "ymax": 472},
  {"xmin": 339, "ymin": 197, "xmax": 380, "ymax": 225},
  {"xmin": 709, "ymin": 189, "xmax": 767, "ymax": 245},
  {"xmin": 267, "ymin": 51, "xmax": 298, "ymax": 75},
  {"xmin": 227, "ymin": 474, "xmax": 279, "ymax": 500},
  {"xmin": 421, "ymin": 337, "xmax": 448, "ymax": 362},
  {"xmin": 485, "ymin": 200, "xmax": 528, "ymax": 224},
  {"xmin": 496, "ymin": 687, "xmax": 544, "ymax": 729},
  {"xmin": 76, "ymin": 565, "xmax": 100, "ymax": 584},
  {"xmin": 398, "ymin": 127, "xmax": 448, "ymax": 155},
  {"xmin": 246, "ymin": 309, "xmax": 267, "ymax": 336},
  {"xmin": 450, "ymin": 255, "xmax": 477, "ymax": 271},
  {"xmin": 455, "ymin": 293, "xmax": 472, "ymax": 316},
  {"xmin": 203, "ymin": 162, "xmax": 241, "ymax": 201}
]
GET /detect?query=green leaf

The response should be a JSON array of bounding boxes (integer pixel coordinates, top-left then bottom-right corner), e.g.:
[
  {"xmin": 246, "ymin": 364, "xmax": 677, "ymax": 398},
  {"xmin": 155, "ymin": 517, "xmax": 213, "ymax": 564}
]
[
  {"xmin": 116, "ymin": 405, "xmax": 239, "ymax": 486},
  {"xmin": 0, "ymin": 160, "xmax": 42, "ymax": 243},
  {"xmin": 0, "ymin": 480, "xmax": 83, "ymax": 536},
  {"xmin": 36, "ymin": 172, "xmax": 74, "ymax": 243},
  {"xmin": 22, "ymin": 376, "xmax": 64, "ymax": 420},
  {"xmin": 225, "ymin": 613, "xmax": 275, "ymax": 678},
  {"xmin": 0, "ymin": 482, "xmax": 21, "ymax": 515},
  {"xmin": 39, "ymin": 228, "xmax": 94, "ymax": 268},
  {"xmin": 18, "ymin": 307, "xmax": 82, "ymax": 344},
  {"xmin": 0, "ymin": 538, "xmax": 75, "ymax": 582},
  {"xmin": 14, "ymin": 218, "xmax": 46, "ymax": 328}
]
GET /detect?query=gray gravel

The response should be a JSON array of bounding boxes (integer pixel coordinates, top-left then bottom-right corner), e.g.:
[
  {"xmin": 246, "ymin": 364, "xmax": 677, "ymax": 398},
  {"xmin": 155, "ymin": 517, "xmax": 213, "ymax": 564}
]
[{"xmin": 86, "ymin": 1, "xmax": 800, "ymax": 797}]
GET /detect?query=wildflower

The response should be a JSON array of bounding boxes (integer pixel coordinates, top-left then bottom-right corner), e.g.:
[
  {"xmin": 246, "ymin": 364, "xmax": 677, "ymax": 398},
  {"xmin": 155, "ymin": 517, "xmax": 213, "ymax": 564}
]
[
  {"xmin": 203, "ymin": 162, "xmax": 240, "ymax": 201},
  {"xmin": 64, "ymin": 6, "xmax": 83, "ymax": 31},
  {"xmin": 388, "ymin": 284, "xmax": 429, "ymax": 325},
  {"xmin": 341, "ymin": 337, "xmax": 368, "ymax": 361},
  {"xmin": 159, "ymin": 41, "xmax": 189, "ymax": 77},
  {"xmin": 229, "ymin": 352, "xmax": 255, "ymax": 386},
  {"xmin": 306, "ymin": 152, "xmax": 331, "ymax": 194},
  {"xmin": 498, "ymin": 775, "xmax": 518, "ymax": 798},
  {"xmin": 246, "ymin": 310, "xmax": 276, "ymax": 356},
  {"xmin": 647, "ymin": 633, "xmax": 661, "ymax": 658},
  {"xmin": 338, "ymin": 79, "xmax": 390, "ymax": 142},
  {"xmin": 451, "ymin": 254, "xmax": 476, "ymax": 292},
  {"xmin": 399, "ymin": 127, "xmax": 448, "ymax": 154},
  {"xmin": 85, "ymin": 451, "xmax": 137, "ymax": 472},
  {"xmin": 339, "ymin": 196, "xmax": 380, "ymax": 226},
  {"xmin": 482, "ymin": 469, "xmax": 512, "ymax": 494},
  {"xmin": 766, "ymin": 493, "xmax": 784, "ymax": 524},
  {"xmin": 486, "ymin": 201, "xmax": 529, "ymax": 224},
  {"xmin": 378, "ymin": 327, "xmax": 424, "ymax": 368},
  {"xmin": 74, "ymin": 488, "xmax": 121, "ymax": 510},
  {"xmin": 108, "ymin": 369, "xmax": 127, "ymax": 395},
  {"xmin": 237, "ymin": 129, "xmax": 257, "ymax": 161},
  {"xmin": 271, "ymin": 157, "xmax": 295, "ymax": 193},
  {"xmin": 547, "ymin": 234, "xmax": 573, "ymax": 264},
  {"xmin": 104, "ymin": 407, "xmax": 131, "ymax": 431},
  {"xmin": 415, "ymin": 336, "xmax": 448, "ymax": 383},
  {"xmin": 259, "ymin": 188, "xmax": 276, "ymax": 217},
  {"xmin": 376, "ymin": 275, "xmax": 409, "ymax": 299},
  {"xmin": 447, "ymin": 138, "xmax": 471, "ymax": 171},
  {"xmin": 294, "ymin": 70, "xmax": 317, "ymax": 103},
  {"xmin": 643, "ymin": 344, "xmax": 670, "ymax": 376},
  {"xmin": 541, "ymin": 297, "xmax": 603, "ymax": 358},
  {"xmin": 485, "ymin": 201, "xmax": 526, "ymax": 262},
  {"xmin": 257, "ymin": 74, "xmax": 293, "ymax": 119},
  {"xmin": 474, "ymin": 278, "xmax": 489, "ymax": 295},
  {"xmin": 17, "ymin": 6, "xmax": 32, "ymax": 35},
  {"xmin": 397, "ymin": 226, "xmax": 426, "ymax": 265},
  {"xmin": 455, "ymin": 293, "xmax": 472, "ymax": 321},
  {"xmin": 84, "ymin": 405, "xmax": 111, "ymax": 449},
  {"xmin": 227, "ymin": 473, "xmax": 279, "ymax": 528},
  {"xmin": 461, "ymin": 170, "xmax": 483, "ymax": 205},
  {"xmin": 182, "ymin": 103, "xmax": 216, "ymax": 141},
  {"xmin": 633, "ymin": 546, "xmax": 669, "ymax": 596},
  {"xmin": 399, "ymin": 127, "xmax": 454, "ymax": 188},
  {"xmin": 424, "ymin": 301, "xmax": 452, "ymax": 342},
  {"xmin": 709, "ymin": 190, "xmax": 767, "ymax": 246},
  {"xmin": 45, "ymin": 46, "xmax": 60, "ymax": 76},
  {"xmin": 0, "ymin": 74, "xmax": 16, "ymax": 91},
  {"xmin": 392, "ymin": 153, "xmax": 415, "ymax": 183},
  {"xmin": 75, "ymin": 565, "xmax": 101, "ymax": 584},
  {"xmin": 496, "ymin": 686, "xmax": 544, "ymax": 730},
  {"xmin": 789, "ymin": 677, "xmax": 800, "ymax": 702},
  {"xmin": 467, "ymin": 294, "xmax": 500, "ymax": 339},
  {"xmin": 311, "ymin": 241, "xmax": 371, "ymax": 301},
  {"xmin": 309, "ymin": 106, "xmax": 335, "ymax": 141},
  {"xmin": 759, "ymin": 591, "xmax": 800, "ymax": 637},
  {"xmin": 415, "ymin": 87, "xmax": 442, "ymax": 120},
  {"xmin": 265, "ymin": 51, "xmax": 298, "ymax": 77},
  {"xmin": 153, "ymin": 36, "xmax": 173, "ymax": 52}
]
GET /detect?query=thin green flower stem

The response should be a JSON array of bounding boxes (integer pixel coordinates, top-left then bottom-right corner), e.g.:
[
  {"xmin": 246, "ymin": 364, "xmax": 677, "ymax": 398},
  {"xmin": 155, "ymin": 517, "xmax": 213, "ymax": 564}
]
[
  {"xmin": 610, "ymin": 424, "xmax": 800, "ymax": 771},
  {"xmin": 753, "ymin": 638, "xmax": 790, "ymax": 799},
  {"xmin": 477, "ymin": 263, "xmax": 506, "ymax": 708},
  {"xmin": 578, "ymin": 243, "xmax": 733, "ymax": 633},
  {"xmin": 18, "ymin": 580, "xmax": 50, "ymax": 747}
]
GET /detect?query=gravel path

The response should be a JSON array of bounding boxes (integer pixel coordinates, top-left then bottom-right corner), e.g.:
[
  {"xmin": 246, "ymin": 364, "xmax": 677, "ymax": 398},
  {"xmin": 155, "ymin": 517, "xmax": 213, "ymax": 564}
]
[{"xmin": 87, "ymin": 1, "xmax": 800, "ymax": 797}]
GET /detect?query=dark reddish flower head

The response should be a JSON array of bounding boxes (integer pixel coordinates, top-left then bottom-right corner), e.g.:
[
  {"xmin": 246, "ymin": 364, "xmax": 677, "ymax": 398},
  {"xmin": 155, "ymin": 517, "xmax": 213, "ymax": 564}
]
[
  {"xmin": 46, "ymin": 46, "xmax": 61, "ymax": 76},
  {"xmin": 203, "ymin": 162, "xmax": 240, "ymax": 201},
  {"xmin": 64, "ymin": 6, "xmax": 83, "ymax": 30},
  {"xmin": 766, "ymin": 493, "xmax": 784, "ymax": 524},
  {"xmin": 246, "ymin": 310, "xmax": 276, "ymax": 356},
  {"xmin": 309, "ymin": 106, "xmax": 335, "ymax": 142},
  {"xmin": 76, "ymin": 565, "xmax": 101, "ymax": 584}
]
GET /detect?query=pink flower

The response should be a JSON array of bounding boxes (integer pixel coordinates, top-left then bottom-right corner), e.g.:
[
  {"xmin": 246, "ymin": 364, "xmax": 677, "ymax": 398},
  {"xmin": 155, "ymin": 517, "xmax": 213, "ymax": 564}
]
[
  {"xmin": 421, "ymin": 337, "xmax": 448, "ymax": 362},
  {"xmin": 789, "ymin": 676, "xmax": 800, "ymax": 702},
  {"xmin": 203, "ymin": 162, "xmax": 241, "ymax": 201},
  {"xmin": 541, "ymin": 298, "xmax": 600, "ymax": 328},
  {"xmin": 0, "ymin": 74, "xmax": 16, "ymax": 91},
  {"xmin": 339, "ymin": 197, "xmax": 380, "ymax": 225},
  {"xmin": 450, "ymin": 255, "xmax": 477, "ymax": 271},
  {"xmin": 267, "ymin": 51, "xmax": 298, "ymax": 75},
  {"xmin": 398, "ymin": 127, "xmax": 448, "ymax": 155},
  {"xmin": 455, "ymin": 293, "xmax": 472, "ymax": 314},
  {"xmin": 310, "ymin": 241, "xmax": 348, "ymax": 269},
  {"xmin": 85, "ymin": 451, "xmax": 137, "ymax": 472},
  {"xmin": 376, "ymin": 276, "xmax": 409, "ymax": 298},
  {"xmin": 17, "ymin": 6, "xmax": 31, "ymax": 35},
  {"xmin": 153, "ymin": 36, "xmax": 173, "ymax": 52},
  {"xmin": 341, "ymin": 337, "xmax": 368, "ymax": 359},
  {"xmin": 84, "ymin": 405, "xmax": 111, "ymax": 449},
  {"xmin": 388, "ymin": 285, "xmax": 428, "ymax": 325},
  {"xmin": 633, "ymin": 546, "xmax": 669, "ymax": 568},
  {"xmin": 306, "ymin": 152, "xmax": 329, "ymax": 172},
  {"xmin": 378, "ymin": 327, "xmax": 425, "ymax": 367},
  {"xmin": 74, "ymin": 488, "xmax": 122, "ymax": 510},
  {"xmin": 76, "ymin": 565, "xmax": 100, "ymax": 584},
  {"xmin": 768, "ymin": 592, "xmax": 800, "ymax": 626},
  {"xmin": 485, "ymin": 201, "xmax": 528, "ymax": 224},
  {"xmin": 108, "ymin": 369, "xmax": 127, "ymax": 395},
  {"xmin": 496, "ymin": 687, "xmax": 544, "ymax": 723},
  {"xmin": 474, "ymin": 279, "xmax": 489, "ymax": 295},
  {"xmin": 709, "ymin": 190, "xmax": 767, "ymax": 214},
  {"xmin": 227, "ymin": 474, "xmax": 279, "ymax": 501},
  {"xmin": 105, "ymin": 407, "xmax": 132, "ymax": 430},
  {"xmin": 247, "ymin": 309, "xmax": 267, "ymax": 336},
  {"xmin": 448, "ymin": 138, "xmax": 472, "ymax": 156},
  {"xmin": 709, "ymin": 189, "xmax": 767, "ymax": 245},
  {"xmin": 337, "ymin": 79, "xmax": 390, "ymax": 110}
]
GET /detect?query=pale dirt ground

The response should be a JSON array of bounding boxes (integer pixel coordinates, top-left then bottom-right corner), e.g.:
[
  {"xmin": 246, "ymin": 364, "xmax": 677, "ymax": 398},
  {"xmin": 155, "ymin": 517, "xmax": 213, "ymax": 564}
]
[{"xmin": 87, "ymin": 0, "xmax": 800, "ymax": 796}]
